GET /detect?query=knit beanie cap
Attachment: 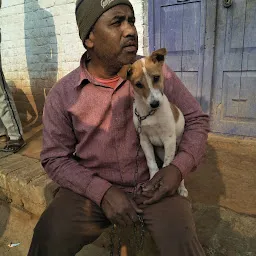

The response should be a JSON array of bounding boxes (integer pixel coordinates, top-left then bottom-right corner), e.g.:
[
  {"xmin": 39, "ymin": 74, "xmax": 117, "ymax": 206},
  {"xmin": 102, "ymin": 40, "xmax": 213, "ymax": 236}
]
[{"xmin": 76, "ymin": 0, "xmax": 134, "ymax": 43}]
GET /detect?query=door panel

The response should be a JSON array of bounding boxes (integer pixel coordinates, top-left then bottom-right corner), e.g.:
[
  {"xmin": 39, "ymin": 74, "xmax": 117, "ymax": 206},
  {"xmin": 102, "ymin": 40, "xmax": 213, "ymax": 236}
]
[
  {"xmin": 243, "ymin": 0, "xmax": 256, "ymax": 70},
  {"xmin": 156, "ymin": 0, "xmax": 203, "ymax": 99},
  {"xmin": 222, "ymin": 72, "xmax": 240, "ymax": 119},
  {"xmin": 211, "ymin": 0, "xmax": 256, "ymax": 136},
  {"xmin": 238, "ymin": 72, "xmax": 256, "ymax": 120},
  {"xmin": 149, "ymin": 0, "xmax": 215, "ymax": 114}
]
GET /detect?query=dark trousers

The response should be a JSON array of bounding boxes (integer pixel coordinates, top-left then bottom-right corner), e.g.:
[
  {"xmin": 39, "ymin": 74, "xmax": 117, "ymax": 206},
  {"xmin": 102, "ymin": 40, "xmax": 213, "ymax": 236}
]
[{"xmin": 28, "ymin": 188, "xmax": 205, "ymax": 256}]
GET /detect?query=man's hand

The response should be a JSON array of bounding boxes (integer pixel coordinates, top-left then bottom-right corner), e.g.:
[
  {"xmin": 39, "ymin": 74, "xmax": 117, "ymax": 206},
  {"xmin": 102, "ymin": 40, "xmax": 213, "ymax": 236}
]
[
  {"xmin": 101, "ymin": 186, "xmax": 143, "ymax": 227},
  {"xmin": 141, "ymin": 165, "xmax": 182, "ymax": 205}
]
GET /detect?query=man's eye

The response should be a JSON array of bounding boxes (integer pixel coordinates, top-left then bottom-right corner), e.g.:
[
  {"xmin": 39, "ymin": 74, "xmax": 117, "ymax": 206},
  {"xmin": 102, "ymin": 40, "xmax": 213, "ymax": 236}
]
[
  {"xmin": 113, "ymin": 21, "xmax": 121, "ymax": 25},
  {"xmin": 112, "ymin": 19, "xmax": 122, "ymax": 25},
  {"xmin": 129, "ymin": 18, "xmax": 135, "ymax": 25},
  {"xmin": 136, "ymin": 82, "xmax": 144, "ymax": 88},
  {"xmin": 153, "ymin": 76, "xmax": 160, "ymax": 83}
]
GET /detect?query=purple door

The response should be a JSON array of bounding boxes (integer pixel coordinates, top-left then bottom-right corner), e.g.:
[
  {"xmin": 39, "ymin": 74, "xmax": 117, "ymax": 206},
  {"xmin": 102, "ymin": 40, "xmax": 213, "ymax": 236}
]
[
  {"xmin": 148, "ymin": 0, "xmax": 215, "ymax": 113},
  {"xmin": 149, "ymin": 0, "xmax": 256, "ymax": 137},
  {"xmin": 211, "ymin": 0, "xmax": 256, "ymax": 137}
]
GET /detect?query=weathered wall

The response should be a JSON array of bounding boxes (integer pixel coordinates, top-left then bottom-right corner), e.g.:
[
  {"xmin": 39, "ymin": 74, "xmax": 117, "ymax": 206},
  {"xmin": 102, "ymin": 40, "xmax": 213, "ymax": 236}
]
[{"xmin": 0, "ymin": 0, "xmax": 147, "ymax": 124}]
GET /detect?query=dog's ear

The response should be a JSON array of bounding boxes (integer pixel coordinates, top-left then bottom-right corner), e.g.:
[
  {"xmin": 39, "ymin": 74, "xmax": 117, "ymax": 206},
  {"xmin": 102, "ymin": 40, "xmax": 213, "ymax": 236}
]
[
  {"xmin": 150, "ymin": 48, "xmax": 167, "ymax": 64},
  {"xmin": 118, "ymin": 65, "xmax": 133, "ymax": 80},
  {"xmin": 127, "ymin": 66, "xmax": 133, "ymax": 79}
]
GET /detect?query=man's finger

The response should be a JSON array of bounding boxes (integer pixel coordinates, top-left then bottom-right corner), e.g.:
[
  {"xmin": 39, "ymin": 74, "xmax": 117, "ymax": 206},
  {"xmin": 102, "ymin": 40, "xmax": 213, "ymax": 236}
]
[
  {"xmin": 128, "ymin": 210, "xmax": 139, "ymax": 223},
  {"xmin": 141, "ymin": 190, "xmax": 155, "ymax": 198},
  {"xmin": 129, "ymin": 198, "xmax": 143, "ymax": 214},
  {"xmin": 113, "ymin": 215, "xmax": 126, "ymax": 227},
  {"xmin": 142, "ymin": 173, "xmax": 162, "ymax": 191},
  {"xmin": 123, "ymin": 213, "xmax": 133, "ymax": 226},
  {"xmin": 143, "ymin": 187, "xmax": 168, "ymax": 205}
]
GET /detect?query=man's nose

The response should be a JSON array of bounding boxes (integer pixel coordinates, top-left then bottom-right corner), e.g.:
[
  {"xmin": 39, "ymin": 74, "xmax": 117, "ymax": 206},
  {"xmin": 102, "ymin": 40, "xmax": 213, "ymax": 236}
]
[{"xmin": 123, "ymin": 22, "xmax": 137, "ymax": 38}]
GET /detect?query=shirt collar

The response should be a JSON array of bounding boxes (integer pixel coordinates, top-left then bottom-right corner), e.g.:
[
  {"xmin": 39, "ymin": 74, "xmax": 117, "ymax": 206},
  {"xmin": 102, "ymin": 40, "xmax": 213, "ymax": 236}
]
[
  {"xmin": 75, "ymin": 51, "xmax": 127, "ymax": 89},
  {"xmin": 75, "ymin": 52, "xmax": 143, "ymax": 89},
  {"xmin": 74, "ymin": 52, "xmax": 94, "ymax": 88}
]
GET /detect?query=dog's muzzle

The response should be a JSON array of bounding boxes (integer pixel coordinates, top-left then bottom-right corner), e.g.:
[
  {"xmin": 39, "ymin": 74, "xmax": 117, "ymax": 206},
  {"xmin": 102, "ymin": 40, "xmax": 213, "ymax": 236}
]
[{"xmin": 150, "ymin": 100, "xmax": 160, "ymax": 109}]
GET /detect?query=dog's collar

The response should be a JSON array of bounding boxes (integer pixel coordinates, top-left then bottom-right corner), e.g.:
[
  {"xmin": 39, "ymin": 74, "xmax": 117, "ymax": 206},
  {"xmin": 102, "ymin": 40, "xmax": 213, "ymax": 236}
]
[
  {"xmin": 135, "ymin": 108, "xmax": 157, "ymax": 134},
  {"xmin": 135, "ymin": 108, "xmax": 157, "ymax": 122}
]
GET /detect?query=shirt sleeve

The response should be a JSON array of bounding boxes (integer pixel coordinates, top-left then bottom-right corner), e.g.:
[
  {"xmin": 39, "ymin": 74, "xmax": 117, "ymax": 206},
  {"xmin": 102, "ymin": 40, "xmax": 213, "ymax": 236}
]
[
  {"xmin": 40, "ymin": 87, "xmax": 112, "ymax": 206},
  {"xmin": 163, "ymin": 64, "xmax": 210, "ymax": 178}
]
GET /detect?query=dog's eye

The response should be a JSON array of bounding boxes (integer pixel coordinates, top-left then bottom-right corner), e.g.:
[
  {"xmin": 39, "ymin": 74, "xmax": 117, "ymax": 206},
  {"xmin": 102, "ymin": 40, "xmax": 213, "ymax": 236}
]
[
  {"xmin": 136, "ymin": 82, "xmax": 144, "ymax": 88},
  {"xmin": 153, "ymin": 76, "xmax": 160, "ymax": 83}
]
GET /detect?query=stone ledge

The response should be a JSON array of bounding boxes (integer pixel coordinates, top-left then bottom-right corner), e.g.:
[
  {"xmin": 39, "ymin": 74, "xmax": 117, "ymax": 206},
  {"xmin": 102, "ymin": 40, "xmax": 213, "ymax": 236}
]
[{"xmin": 0, "ymin": 152, "xmax": 59, "ymax": 216}]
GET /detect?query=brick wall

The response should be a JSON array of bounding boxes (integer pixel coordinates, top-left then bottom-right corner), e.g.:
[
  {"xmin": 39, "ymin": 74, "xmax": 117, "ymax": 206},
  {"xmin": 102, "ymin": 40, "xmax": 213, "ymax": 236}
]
[{"xmin": 0, "ymin": 0, "xmax": 148, "ymax": 124}]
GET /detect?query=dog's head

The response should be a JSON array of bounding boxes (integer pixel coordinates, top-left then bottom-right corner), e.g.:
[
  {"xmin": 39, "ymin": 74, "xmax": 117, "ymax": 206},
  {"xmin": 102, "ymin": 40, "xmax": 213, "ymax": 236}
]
[{"xmin": 119, "ymin": 48, "xmax": 167, "ymax": 109}]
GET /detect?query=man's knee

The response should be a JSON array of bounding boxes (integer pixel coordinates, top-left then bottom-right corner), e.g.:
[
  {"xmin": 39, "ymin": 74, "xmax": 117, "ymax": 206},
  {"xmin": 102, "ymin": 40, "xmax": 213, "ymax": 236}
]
[
  {"xmin": 33, "ymin": 204, "xmax": 104, "ymax": 247},
  {"xmin": 163, "ymin": 196, "xmax": 197, "ymax": 239},
  {"xmin": 30, "ymin": 188, "xmax": 109, "ymax": 254},
  {"xmin": 32, "ymin": 207, "xmax": 70, "ymax": 245},
  {"xmin": 144, "ymin": 195, "xmax": 205, "ymax": 255},
  {"xmin": 144, "ymin": 195, "xmax": 197, "ymax": 239}
]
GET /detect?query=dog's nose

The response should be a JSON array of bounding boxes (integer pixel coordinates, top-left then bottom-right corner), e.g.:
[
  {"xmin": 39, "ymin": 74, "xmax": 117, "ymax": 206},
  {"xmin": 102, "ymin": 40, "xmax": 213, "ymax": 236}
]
[{"xmin": 150, "ymin": 100, "xmax": 160, "ymax": 108}]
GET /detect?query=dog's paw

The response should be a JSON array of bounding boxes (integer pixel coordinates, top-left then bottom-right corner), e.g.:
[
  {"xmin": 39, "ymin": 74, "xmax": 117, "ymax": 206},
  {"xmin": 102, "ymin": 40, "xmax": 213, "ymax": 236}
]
[
  {"xmin": 178, "ymin": 186, "xmax": 188, "ymax": 197},
  {"xmin": 149, "ymin": 169, "xmax": 158, "ymax": 180}
]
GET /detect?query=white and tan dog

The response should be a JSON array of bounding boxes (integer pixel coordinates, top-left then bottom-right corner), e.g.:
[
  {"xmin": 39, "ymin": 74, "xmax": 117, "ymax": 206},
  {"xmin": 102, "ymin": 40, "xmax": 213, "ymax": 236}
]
[{"xmin": 120, "ymin": 48, "xmax": 188, "ymax": 197}]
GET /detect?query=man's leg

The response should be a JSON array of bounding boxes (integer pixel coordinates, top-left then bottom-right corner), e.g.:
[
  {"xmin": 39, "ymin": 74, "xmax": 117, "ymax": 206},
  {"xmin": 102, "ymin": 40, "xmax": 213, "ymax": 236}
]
[
  {"xmin": 28, "ymin": 187, "xmax": 111, "ymax": 256},
  {"xmin": 136, "ymin": 194, "xmax": 205, "ymax": 256},
  {"xmin": 0, "ymin": 119, "xmax": 6, "ymax": 138},
  {"xmin": 0, "ymin": 68, "xmax": 23, "ymax": 141}
]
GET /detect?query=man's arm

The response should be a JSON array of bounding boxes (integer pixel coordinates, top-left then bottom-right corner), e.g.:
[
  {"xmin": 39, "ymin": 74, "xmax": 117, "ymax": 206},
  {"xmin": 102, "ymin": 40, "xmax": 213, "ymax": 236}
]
[
  {"xmin": 163, "ymin": 64, "xmax": 210, "ymax": 178},
  {"xmin": 41, "ymin": 88, "xmax": 112, "ymax": 207},
  {"xmin": 41, "ymin": 86, "xmax": 143, "ymax": 225}
]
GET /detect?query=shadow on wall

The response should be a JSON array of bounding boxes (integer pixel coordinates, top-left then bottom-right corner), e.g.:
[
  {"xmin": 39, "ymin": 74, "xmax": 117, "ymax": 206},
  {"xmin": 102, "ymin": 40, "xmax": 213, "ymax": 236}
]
[
  {"xmin": 24, "ymin": 0, "xmax": 58, "ymax": 127},
  {"xmin": 8, "ymin": 81, "xmax": 36, "ymax": 130}
]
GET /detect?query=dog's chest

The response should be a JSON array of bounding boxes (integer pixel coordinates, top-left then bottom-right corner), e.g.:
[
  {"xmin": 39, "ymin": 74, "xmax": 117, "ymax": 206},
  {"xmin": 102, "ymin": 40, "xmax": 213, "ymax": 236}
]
[{"xmin": 133, "ymin": 109, "xmax": 175, "ymax": 147}]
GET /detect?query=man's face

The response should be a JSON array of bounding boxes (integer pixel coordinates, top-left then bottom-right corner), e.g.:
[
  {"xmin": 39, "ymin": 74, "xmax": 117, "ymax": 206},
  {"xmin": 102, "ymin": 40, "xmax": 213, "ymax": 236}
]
[{"xmin": 86, "ymin": 5, "xmax": 138, "ymax": 68}]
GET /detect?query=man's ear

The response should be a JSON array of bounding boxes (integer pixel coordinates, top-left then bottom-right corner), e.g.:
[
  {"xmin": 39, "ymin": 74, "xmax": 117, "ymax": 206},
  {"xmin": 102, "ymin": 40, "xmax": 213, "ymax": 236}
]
[
  {"xmin": 84, "ymin": 31, "xmax": 94, "ymax": 49},
  {"xmin": 150, "ymin": 48, "xmax": 167, "ymax": 64},
  {"xmin": 118, "ymin": 65, "xmax": 133, "ymax": 80}
]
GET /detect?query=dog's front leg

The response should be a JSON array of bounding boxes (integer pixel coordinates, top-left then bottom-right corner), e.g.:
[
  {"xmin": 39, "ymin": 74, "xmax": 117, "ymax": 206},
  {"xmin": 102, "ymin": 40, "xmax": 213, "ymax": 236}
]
[
  {"xmin": 140, "ymin": 134, "xmax": 159, "ymax": 179},
  {"xmin": 162, "ymin": 136, "xmax": 176, "ymax": 168},
  {"xmin": 178, "ymin": 179, "xmax": 188, "ymax": 197},
  {"xmin": 163, "ymin": 136, "xmax": 188, "ymax": 197}
]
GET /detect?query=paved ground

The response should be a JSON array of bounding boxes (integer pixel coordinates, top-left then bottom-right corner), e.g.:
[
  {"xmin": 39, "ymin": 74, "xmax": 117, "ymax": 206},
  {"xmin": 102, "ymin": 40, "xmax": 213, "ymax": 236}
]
[{"xmin": 0, "ymin": 125, "xmax": 255, "ymax": 255}]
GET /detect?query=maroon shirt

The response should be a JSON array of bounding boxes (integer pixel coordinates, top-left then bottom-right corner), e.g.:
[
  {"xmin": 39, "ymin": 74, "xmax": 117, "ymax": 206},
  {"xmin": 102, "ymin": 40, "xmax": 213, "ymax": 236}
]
[{"xmin": 41, "ymin": 53, "xmax": 209, "ymax": 206}]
